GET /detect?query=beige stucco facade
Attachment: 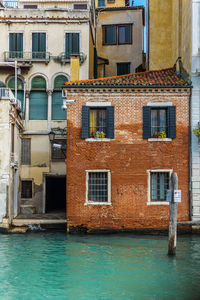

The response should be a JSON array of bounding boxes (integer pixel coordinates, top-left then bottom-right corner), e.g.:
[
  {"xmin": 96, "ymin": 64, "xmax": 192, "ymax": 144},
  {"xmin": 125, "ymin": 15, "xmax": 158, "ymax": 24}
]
[
  {"xmin": 96, "ymin": 6, "xmax": 144, "ymax": 77},
  {"xmin": 0, "ymin": 2, "xmax": 95, "ymax": 218}
]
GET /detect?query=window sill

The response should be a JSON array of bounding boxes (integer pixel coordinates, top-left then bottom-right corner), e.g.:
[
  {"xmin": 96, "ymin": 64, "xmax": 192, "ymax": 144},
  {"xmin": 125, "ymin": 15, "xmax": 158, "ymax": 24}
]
[
  {"xmin": 85, "ymin": 138, "xmax": 111, "ymax": 142},
  {"xmin": 147, "ymin": 201, "xmax": 169, "ymax": 205},
  {"xmin": 84, "ymin": 202, "xmax": 112, "ymax": 205},
  {"xmin": 148, "ymin": 138, "xmax": 172, "ymax": 142}
]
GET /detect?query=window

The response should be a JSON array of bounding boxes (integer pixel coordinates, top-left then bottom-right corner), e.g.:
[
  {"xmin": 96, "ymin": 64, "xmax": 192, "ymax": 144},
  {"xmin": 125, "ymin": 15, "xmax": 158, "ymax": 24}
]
[
  {"xmin": 151, "ymin": 172, "xmax": 169, "ymax": 202},
  {"xmin": 86, "ymin": 171, "xmax": 111, "ymax": 204},
  {"xmin": 65, "ymin": 33, "xmax": 80, "ymax": 59},
  {"xmin": 117, "ymin": 63, "xmax": 130, "ymax": 75},
  {"xmin": 118, "ymin": 25, "xmax": 132, "ymax": 44},
  {"xmin": 21, "ymin": 180, "xmax": 32, "ymax": 198},
  {"xmin": 29, "ymin": 76, "xmax": 47, "ymax": 120},
  {"xmin": 82, "ymin": 105, "xmax": 114, "ymax": 139},
  {"xmin": 51, "ymin": 140, "xmax": 66, "ymax": 161},
  {"xmin": 73, "ymin": 4, "xmax": 87, "ymax": 9},
  {"xmin": 9, "ymin": 33, "xmax": 23, "ymax": 58},
  {"xmin": 90, "ymin": 108, "xmax": 107, "ymax": 138},
  {"xmin": 52, "ymin": 75, "xmax": 68, "ymax": 120},
  {"xmin": 21, "ymin": 139, "xmax": 31, "ymax": 165},
  {"xmin": 23, "ymin": 5, "xmax": 38, "ymax": 8},
  {"xmin": 143, "ymin": 106, "xmax": 176, "ymax": 139},
  {"xmin": 32, "ymin": 33, "xmax": 46, "ymax": 59},
  {"xmin": 103, "ymin": 24, "xmax": 132, "ymax": 45},
  {"xmin": 98, "ymin": 0, "xmax": 105, "ymax": 7}
]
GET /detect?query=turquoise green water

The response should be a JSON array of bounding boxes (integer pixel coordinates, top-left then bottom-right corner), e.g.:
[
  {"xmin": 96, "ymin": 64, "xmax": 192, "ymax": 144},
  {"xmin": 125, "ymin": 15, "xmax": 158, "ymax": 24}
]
[{"xmin": 0, "ymin": 233, "xmax": 200, "ymax": 300}]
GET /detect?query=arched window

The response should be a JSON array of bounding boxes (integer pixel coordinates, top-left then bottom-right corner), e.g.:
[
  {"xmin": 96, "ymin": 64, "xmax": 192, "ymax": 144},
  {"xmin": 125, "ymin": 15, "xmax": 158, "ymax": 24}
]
[
  {"xmin": 52, "ymin": 75, "xmax": 68, "ymax": 120},
  {"xmin": 8, "ymin": 77, "xmax": 24, "ymax": 110},
  {"xmin": 29, "ymin": 76, "xmax": 47, "ymax": 120}
]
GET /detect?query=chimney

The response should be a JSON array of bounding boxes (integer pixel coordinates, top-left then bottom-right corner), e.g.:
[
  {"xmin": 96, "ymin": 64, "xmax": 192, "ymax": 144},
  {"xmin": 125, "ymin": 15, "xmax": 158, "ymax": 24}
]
[{"xmin": 70, "ymin": 55, "xmax": 80, "ymax": 81}]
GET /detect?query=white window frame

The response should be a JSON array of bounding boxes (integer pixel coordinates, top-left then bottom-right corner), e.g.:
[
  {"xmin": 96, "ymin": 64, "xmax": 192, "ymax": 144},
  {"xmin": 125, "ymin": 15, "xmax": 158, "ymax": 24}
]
[
  {"xmin": 147, "ymin": 169, "xmax": 172, "ymax": 205},
  {"xmin": 85, "ymin": 170, "xmax": 111, "ymax": 205}
]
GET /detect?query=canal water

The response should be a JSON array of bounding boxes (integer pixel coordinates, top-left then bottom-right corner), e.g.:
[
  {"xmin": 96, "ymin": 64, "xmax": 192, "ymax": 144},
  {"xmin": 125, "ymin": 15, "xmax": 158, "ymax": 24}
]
[{"xmin": 0, "ymin": 233, "xmax": 199, "ymax": 300}]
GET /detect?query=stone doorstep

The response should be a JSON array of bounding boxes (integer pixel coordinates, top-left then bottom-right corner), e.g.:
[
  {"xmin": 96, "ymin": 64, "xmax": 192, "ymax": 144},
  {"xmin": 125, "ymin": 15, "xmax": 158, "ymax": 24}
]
[{"xmin": 20, "ymin": 205, "xmax": 36, "ymax": 215}]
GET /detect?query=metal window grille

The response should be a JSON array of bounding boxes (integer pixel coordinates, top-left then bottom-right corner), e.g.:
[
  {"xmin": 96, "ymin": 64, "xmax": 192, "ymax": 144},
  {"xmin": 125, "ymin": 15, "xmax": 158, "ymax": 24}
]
[
  {"xmin": 151, "ymin": 108, "xmax": 167, "ymax": 137},
  {"xmin": 90, "ymin": 108, "xmax": 107, "ymax": 137},
  {"xmin": 51, "ymin": 140, "xmax": 66, "ymax": 161},
  {"xmin": 88, "ymin": 172, "xmax": 108, "ymax": 202},
  {"xmin": 21, "ymin": 139, "xmax": 31, "ymax": 165},
  {"xmin": 151, "ymin": 172, "xmax": 169, "ymax": 201},
  {"xmin": 21, "ymin": 180, "xmax": 32, "ymax": 198}
]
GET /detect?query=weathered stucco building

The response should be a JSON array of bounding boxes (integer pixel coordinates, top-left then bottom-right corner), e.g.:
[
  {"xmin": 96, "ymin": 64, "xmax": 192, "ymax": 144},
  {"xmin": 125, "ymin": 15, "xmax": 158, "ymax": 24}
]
[
  {"xmin": 0, "ymin": 0, "xmax": 95, "ymax": 224},
  {"xmin": 147, "ymin": 0, "xmax": 200, "ymax": 222},
  {"xmin": 0, "ymin": 86, "xmax": 22, "ymax": 228},
  {"xmin": 95, "ymin": 2, "xmax": 144, "ymax": 77},
  {"xmin": 63, "ymin": 66, "xmax": 191, "ymax": 232}
]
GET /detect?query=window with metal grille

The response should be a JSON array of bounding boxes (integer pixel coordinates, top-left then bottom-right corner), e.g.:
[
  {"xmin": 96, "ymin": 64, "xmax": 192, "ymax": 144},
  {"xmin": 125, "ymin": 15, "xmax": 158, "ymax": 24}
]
[
  {"xmin": 88, "ymin": 172, "xmax": 109, "ymax": 203},
  {"xmin": 21, "ymin": 138, "xmax": 31, "ymax": 165},
  {"xmin": 90, "ymin": 108, "xmax": 107, "ymax": 138},
  {"xmin": 151, "ymin": 108, "xmax": 167, "ymax": 138},
  {"xmin": 117, "ymin": 63, "xmax": 130, "ymax": 75},
  {"xmin": 51, "ymin": 140, "xmax": 66, "ymax": 161},
  {"xmin": 73, "ymin": 4, "xmax": 87, "ymax": 9},
  {"xmin": 21, "ymin": 180, "xmax": 32, "ymax": 198},
  {"xmin": 151, "ymin": 172, "xmax": 169, "ymax": 201}
]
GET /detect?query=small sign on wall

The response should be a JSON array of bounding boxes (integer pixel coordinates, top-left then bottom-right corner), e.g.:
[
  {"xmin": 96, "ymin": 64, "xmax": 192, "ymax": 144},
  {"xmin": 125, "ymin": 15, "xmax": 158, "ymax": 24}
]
[{"xmin": 166, "ymin": 190, "xmax": 181, "ymax": 202}]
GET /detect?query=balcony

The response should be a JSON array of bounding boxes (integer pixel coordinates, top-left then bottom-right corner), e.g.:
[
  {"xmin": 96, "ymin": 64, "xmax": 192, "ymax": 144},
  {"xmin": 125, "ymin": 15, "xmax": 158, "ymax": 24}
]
[
  {"xmin": 55, "ymin": 52, "xmax": 87, "ymax": 65},
  {"xmin": 4, "ymin": 51, "xmax": 50, "ymax": 63}
]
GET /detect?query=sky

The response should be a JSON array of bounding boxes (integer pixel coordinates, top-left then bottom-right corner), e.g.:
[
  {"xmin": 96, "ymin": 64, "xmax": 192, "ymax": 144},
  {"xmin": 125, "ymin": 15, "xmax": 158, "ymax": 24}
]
[{"xmin": 132, "ymin": 0, "xmax": 147, "ymax": 52}]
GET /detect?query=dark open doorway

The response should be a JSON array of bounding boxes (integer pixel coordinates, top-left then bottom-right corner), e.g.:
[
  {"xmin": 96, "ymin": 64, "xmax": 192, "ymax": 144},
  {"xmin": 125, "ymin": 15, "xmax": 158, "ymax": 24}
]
[{"xmin": 46, "ymin": 176, "xmax": 66, "ymax": 213}]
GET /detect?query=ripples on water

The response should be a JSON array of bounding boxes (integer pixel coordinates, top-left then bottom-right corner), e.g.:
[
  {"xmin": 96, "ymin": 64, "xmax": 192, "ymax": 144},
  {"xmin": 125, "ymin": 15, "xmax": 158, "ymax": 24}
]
[{"xmin": 0, "ymin": 233, "xmax": 199, "ymax": 300}]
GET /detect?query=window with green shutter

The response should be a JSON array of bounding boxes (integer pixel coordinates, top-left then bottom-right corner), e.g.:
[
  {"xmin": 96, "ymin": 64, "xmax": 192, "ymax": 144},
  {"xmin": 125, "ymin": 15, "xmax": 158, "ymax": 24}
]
[
  {"xmin": 52, "ymin": 92, "xmax": 66, "ymax": 120},
  {"xmin": 143, "ymin": 106, "xmax": 176, "ymax": 139},
  {"xmin": 9, "ymin": 33, "xmax": 23, "ymax": 58},
  {"xmin": 29, "ymin": 91, "xmax": 48, "ymax": 120},
  {"xmin": 54, "ymin": 75, "xmax": 68, "ymax": 89},
  {"xmin": 65, "ymin": 33, "xmax": 80, "ymax": 59},
  {"xmin": 32, "ymin": 33, "xmax": 46, "ymax": 59},
  {"xmin": 21, "ymin": 138, "xmax": 31, "ymax": 165},
  {"xmin": 31, "ymin": 76, "xmax": 46, "ymax": 90}
]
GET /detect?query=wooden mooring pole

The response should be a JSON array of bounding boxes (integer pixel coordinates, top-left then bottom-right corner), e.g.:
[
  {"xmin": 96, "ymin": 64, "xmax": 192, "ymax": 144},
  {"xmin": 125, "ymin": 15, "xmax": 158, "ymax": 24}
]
[{"xmin": 168, "ymin": 172, "xmax": 178, "ymax": 256}]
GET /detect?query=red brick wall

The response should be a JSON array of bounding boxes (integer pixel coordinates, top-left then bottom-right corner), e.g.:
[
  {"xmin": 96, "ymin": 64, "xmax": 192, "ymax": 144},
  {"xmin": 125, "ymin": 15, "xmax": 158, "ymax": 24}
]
[{"xmin": 65, "ymin": 88, "xmax": 190, "ymax": 231}]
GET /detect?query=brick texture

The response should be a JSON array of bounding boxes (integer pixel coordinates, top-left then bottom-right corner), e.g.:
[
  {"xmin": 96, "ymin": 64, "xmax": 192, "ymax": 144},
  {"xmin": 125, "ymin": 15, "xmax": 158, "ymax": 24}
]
[{"xmin": 65, "ymin": 88, "xmax": 190, "ymax": 231}]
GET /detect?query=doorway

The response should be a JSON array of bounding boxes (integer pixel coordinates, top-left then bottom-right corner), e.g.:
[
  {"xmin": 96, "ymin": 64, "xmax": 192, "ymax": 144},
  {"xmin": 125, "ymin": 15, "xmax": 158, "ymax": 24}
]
[{"xmin": 45, "ymin": 176, "xmax": 66, "ymax": 213}]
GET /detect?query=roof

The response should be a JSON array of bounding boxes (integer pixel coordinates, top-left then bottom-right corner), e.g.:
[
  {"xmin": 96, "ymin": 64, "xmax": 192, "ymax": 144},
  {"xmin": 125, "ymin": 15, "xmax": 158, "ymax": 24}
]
[{"xmin": 64, "ymin": 66, "xmax": 191, "ymax": 89}]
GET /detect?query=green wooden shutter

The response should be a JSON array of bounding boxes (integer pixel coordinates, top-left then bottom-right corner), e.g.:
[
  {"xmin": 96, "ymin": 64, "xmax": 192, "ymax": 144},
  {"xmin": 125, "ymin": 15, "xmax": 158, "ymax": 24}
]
[
  {"xmin": 40, "ymin": 33, "xmax": 46, "ymax": 52},
  {"xmin": 52, "ymin": 91, "xmax": 66, "ymax": 120},
  {"xmin": 54, "ymin": 76, "xmax": 68, "ymax": 89},
  {"xmin": 168, "ymin": 106, "xmax": 176, "ymax": 139},
  {"xmin": 72, "ymin": 33, "xmax": 79, "ymax": 54},
  {"xmin": 82, "ymin": 106, "xmax": 90, "ymax": 138},
  {"xmin": 31, "ymin": 76, "xmax": 46, "ymax": 90},
  {"xmin": 106, "ymin": 106, "xmax": 114, "ymax": 139},
  {"xmin": 65, "ymin": 33, "xmax": 70, "ymax": 59},
  {"xmin": 29, "ymin": 91, "xmax": 48, "ymax": 120},
  {"xmin": 32, "ymin": 33, "xmax": 38, "ymax": 58},
  {"xmin": 143, "ymin": 106, "xmax": 151, "ymax": 138},
  {"xmin": 9, "ymin": 33, "xmax": 14, "ymax": 51}
]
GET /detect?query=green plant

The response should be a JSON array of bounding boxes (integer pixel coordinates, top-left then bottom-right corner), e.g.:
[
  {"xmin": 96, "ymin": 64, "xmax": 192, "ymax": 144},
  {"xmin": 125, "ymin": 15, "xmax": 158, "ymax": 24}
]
[
  {"xmin": 193, "ymin": 125, "xmax": 200, "ymax": 138},
  {"xmin": 153, "ymin": 131, "xmax": 166, "ymax": 139}
]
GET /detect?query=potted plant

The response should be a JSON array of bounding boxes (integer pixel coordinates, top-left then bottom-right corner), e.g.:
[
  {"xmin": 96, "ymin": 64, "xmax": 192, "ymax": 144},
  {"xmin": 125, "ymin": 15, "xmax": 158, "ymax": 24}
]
[{"xmin": 153, "ymin": 131, "xmax": 166, "ymax": 139}]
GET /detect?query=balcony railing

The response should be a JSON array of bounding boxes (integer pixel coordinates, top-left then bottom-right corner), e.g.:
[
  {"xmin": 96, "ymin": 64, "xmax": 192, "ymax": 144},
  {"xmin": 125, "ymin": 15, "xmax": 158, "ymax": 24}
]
[
  {"xmin": 4, "ymin": 51, "xmax": 50, "ymax": 62},
  {"xmin": 56, "ymin": 52, "xmax": 87, "ymax": 65},
  {"xmin": 0, "ymin": 88, "xmax": 22, "ymax": 110},
  {"xmin": 3, "ymin": 1, "xmax": 18, "ymax": 8}
]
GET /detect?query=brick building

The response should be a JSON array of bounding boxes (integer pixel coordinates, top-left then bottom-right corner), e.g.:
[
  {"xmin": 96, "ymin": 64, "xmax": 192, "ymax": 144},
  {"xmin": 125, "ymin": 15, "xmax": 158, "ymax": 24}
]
[{"xmin": 63, "ymin": 66, "xmax": 191, "ymax": 232}]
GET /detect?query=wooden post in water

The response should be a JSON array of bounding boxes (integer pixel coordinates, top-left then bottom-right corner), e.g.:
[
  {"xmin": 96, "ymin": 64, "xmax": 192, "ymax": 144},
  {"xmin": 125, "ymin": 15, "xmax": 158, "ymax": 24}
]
[{"xmin": 168, "ymin": 172, "xmax": 178, "ymax": 256}]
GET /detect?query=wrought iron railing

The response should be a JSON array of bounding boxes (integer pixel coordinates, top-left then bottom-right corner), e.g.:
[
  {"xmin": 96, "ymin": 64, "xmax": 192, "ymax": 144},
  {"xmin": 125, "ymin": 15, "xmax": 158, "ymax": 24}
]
[
  {"xmin": 3, "ymin": 1, "xmax": 18, "ymax": 8},
  {"xmin": 4, "ymin": 51, "xmax": 50, "ymax": 62}
]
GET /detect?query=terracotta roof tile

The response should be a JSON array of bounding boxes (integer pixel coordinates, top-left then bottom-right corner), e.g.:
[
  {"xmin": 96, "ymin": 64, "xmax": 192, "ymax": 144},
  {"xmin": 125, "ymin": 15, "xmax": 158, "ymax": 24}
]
[{"xmin": 64, "ymin": 67, "xmax": 191, "ymax": 88}]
